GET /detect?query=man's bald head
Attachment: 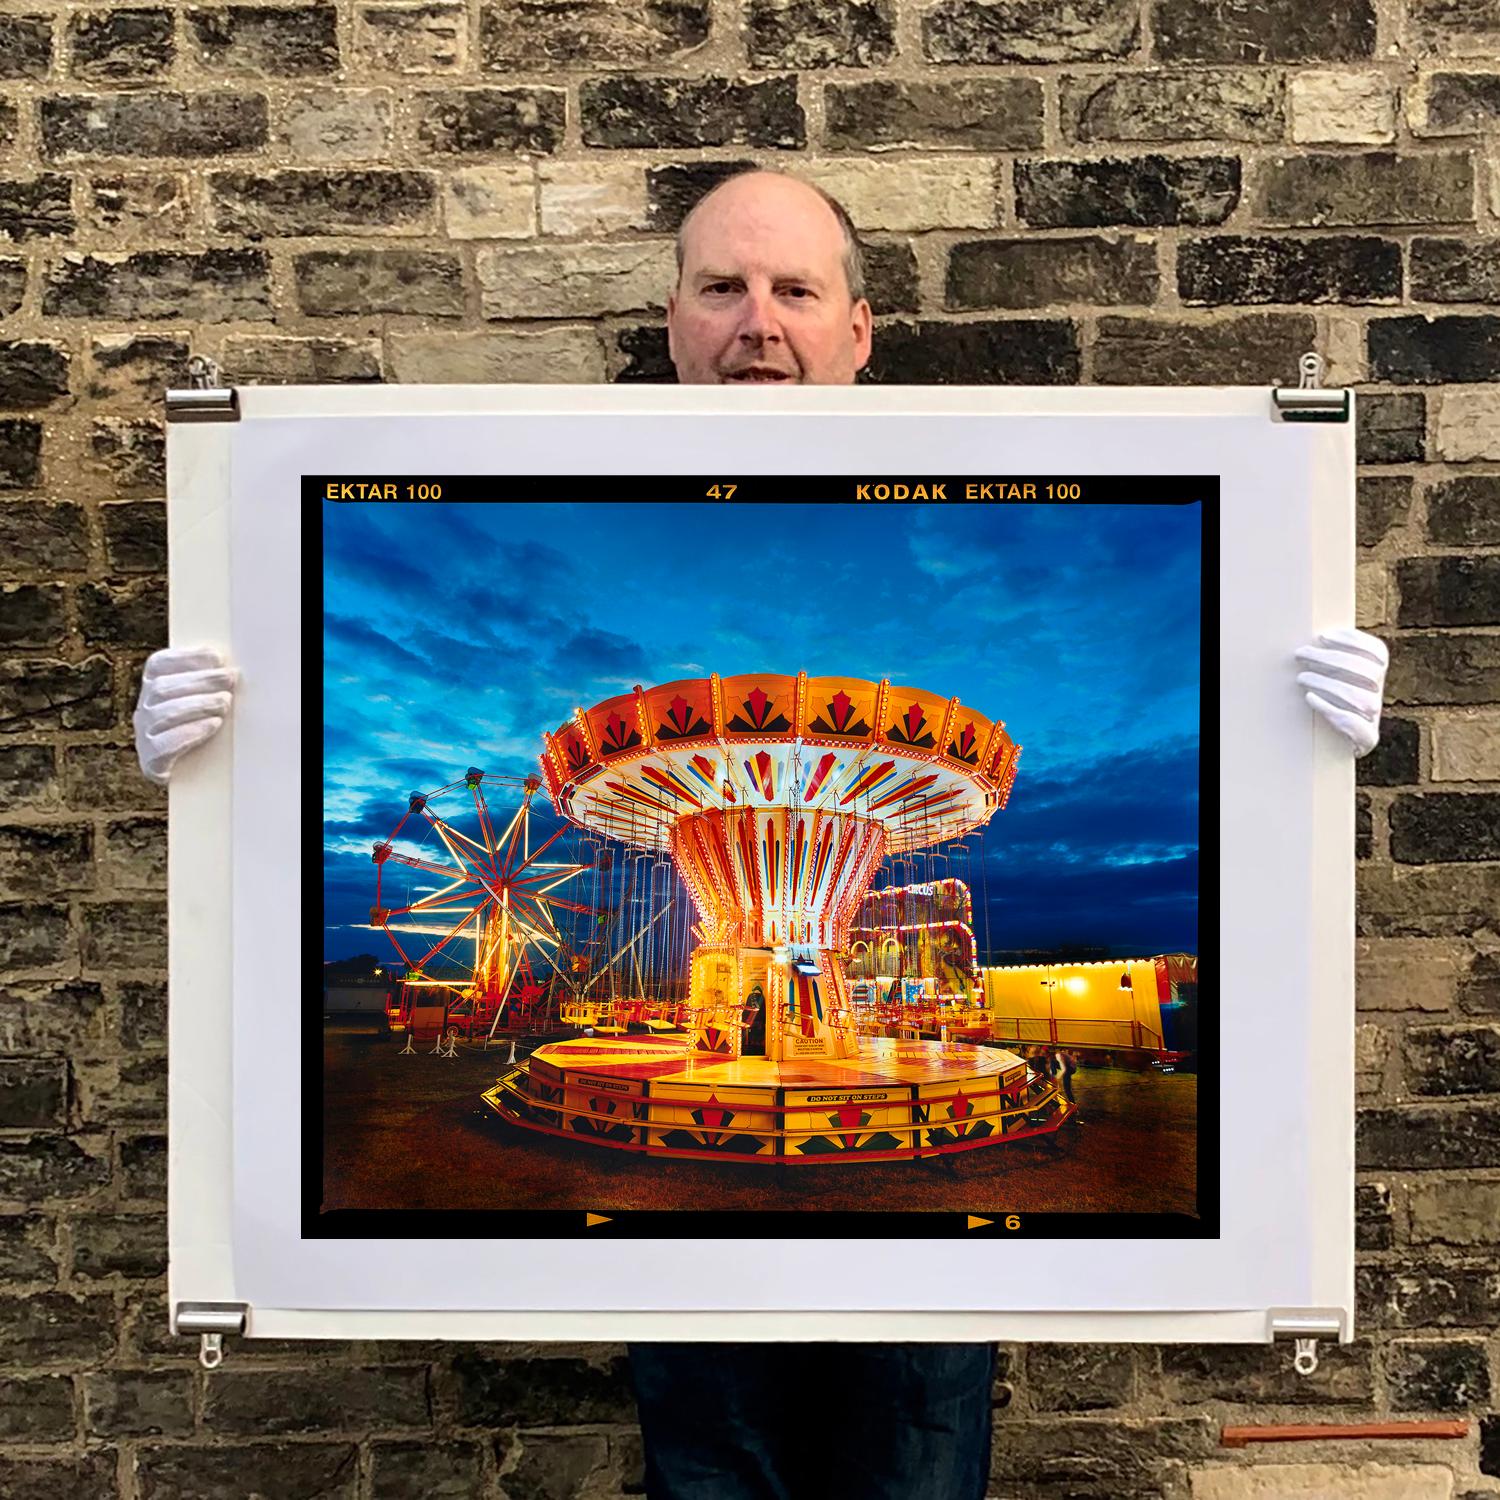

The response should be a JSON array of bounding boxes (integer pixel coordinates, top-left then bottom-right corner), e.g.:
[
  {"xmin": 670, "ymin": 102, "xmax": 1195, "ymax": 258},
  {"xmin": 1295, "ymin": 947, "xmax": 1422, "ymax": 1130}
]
[
  {"xmin": 666, "ymin": 169, "xmax": 873, "ymax": 385},
  {"xmin": 674, "ymin": 169, "xmax": 866, "ymax": 303}
]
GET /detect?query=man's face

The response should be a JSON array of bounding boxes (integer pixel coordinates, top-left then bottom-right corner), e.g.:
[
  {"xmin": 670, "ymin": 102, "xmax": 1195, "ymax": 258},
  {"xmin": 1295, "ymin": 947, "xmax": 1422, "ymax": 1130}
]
[{"xmin": 667, "ymin": 173, "xmax": 873, "ymax": 386}]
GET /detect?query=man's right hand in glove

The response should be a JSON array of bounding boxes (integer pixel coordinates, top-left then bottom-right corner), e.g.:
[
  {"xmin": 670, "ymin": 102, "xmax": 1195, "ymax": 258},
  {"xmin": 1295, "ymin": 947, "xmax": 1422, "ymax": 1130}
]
[{"xmin": 134, "ymin": 646, "xmax": 236, "ymax": 786}]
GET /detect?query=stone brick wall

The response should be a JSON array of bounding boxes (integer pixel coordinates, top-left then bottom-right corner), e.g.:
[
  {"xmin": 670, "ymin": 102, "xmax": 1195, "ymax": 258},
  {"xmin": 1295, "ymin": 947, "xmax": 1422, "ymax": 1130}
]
[{"xmin": 0, "ymin": 0, "xmax": 1498, "ymax": 1493}]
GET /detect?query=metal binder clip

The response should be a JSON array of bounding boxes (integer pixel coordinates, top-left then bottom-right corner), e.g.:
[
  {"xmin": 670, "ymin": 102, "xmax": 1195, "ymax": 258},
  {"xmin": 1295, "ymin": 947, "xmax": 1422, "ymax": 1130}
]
[
  {"xmin": 166, "ymin": 354, "xmax": 240, "ymax": 423},
  {"xmin": 1272, "ymin": 349, "xmax": 1349, "ymax": 423},
  {"xmin": 176, "ymin": 1303, "xmax": 248, "ymax": 1370}
]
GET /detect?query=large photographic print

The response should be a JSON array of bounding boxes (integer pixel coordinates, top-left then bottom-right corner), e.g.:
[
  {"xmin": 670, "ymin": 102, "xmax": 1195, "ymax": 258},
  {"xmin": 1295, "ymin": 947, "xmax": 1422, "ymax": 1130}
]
[{"xmin": 314, "ymin": 483, "xmax": 1213, "ymax": 1240}]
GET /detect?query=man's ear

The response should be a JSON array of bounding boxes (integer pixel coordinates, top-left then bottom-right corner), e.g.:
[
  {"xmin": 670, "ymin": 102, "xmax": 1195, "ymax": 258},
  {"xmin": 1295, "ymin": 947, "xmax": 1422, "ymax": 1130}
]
[
  {"xmin": 852, "ymin": 298, "xmax": 873, "ymax": 372},
  {"xmin": 666, "ymin": 289, "xmax": 678, "ymax": 366}
]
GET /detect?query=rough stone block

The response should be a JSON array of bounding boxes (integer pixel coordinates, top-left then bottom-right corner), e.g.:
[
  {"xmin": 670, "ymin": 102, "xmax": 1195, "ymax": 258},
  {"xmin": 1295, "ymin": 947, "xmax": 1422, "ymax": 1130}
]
[
  {"xmin": 1093, "ymin": 312, "xmax": 1315, "ymax": 383},
  {"xmin": 1408, "ymin": 1177, "xmax": 1500, "ymax": 1245},
  {"xmin": 922, "ymin": 0, "xmax": 1136, "ymax": 61},
  {"xmin": 220, "ymin": 335, "xmax": 381, "ymax": 384},
  {"xmin": 0, "ymin": 980, "xmax": 107, "ymax": 1052},
  {"xmin": 1370, "ymin": 316, "xmax": 1500, "ymax": 384},
  {"xmin": 1357, "ymin": 473, "xmax": 1412, "ymax": 548},
  {"xmin": 0, "ymin": 504, "xmax": 86, "ymax": 578},
  {"xmin": 0, "ymin": 1137, "xmax": 109, "ymax": 1201},
  {"xmin": 0, "ymin": 260, "xmax": 23, "ymax": 316},
  {"xmin": 40, "ymin": 91, "xmax": 269, "ymax": 159},
  {"xmin": 72, "ymin": 1214, "xmax": 168, "ymax": 1279},
  {"xmin": 277, "ymin": 89, "xmax": 393, "ymax": 161},
  {"xmin": 133, "ymin": 1444, "xmax": 360, "ymax": 1499},
  {"xmin": 1063, "ymin": 68, "xmax": 1283, "ymax": 143},
  {"xmin": 1387, "ymin": 1339, "xmax": 1491, "ymax": 1410},
  {"xmin": 68, "ymin": 8, "xmax": 174, "ymax": 81},
  {"xmin": 86, "ymin": 418, "xmax": 165, "ymax": 497},
  {"xmin": 1410, "ymin": 70, "xmax": 1500, "ymax": 134},
  {"xmin": 0, "ymin": 583, "xmax": 65, "ymax": 647},
  {"xmin": 1357, "ymin": 716, "xmax": 1419, "ymax": 786},
  {"xmin": 78, "ymin": 578, "xmax": 166, "ymax": 647},
  {"xmin": 1431, "ymin": 713, "xmax": 1500, "ymax": 781},
  {"xmin": 746, "ymin": 0, "xmax": 895, "ymax": 67},
  {"xmin": 1025, "ymin": 1344, "xmax": 1134, "ymax": 1410},
  {"xmin": 1412, "ymin": 237, "xmax": 1500, "ymax": 301},
  {"xmin": 1290, "ymin": 70, "xmax": 1398, "ymax": 143},
  {"xmin": 0, "ymin": 656, "xmax": 112, "ymax": 729},
  {"xmin": 62, "ymin": 745, "xmax": 166, "ymax": 812},
  {"xmin": 83, "ymin": 1370, "xmax": 192, "ymax": 1437},
  {"xmin": 0, "ymin": 1293, "xmax": 115, "ymax": 1364},
  {"xmin": 947, "ymin": 235, "xmax": 1157, "ymax": 308},
  {"xmin": 294, "ymin": 249, "xmax": 463, "ymax": 317},
  {"xmin": 0, "ymin": 745, "xmax": 58, "ymax": 809},
  {"xmin": 827, "ymin": 78, "xmax": 1042, "ymax": 149},
  {"xmin": 480, "ymin": 0, "xmax": 709, "ymax": 70},
  {"xmin": 1191, "ymin": 1464, "xmax": 1452, "ymax": 1498},
  {"xmin": 1357, "ymin": 559, "xmax": 1388, "ymax": 625},
  {"xmin": 203, "ymin": 1368, "xmax": 432, "ymax": 1433},
  {"xmin": 0, "ymin": 1455, "xmax": 118, "ymax": 1500},
  {"xmin": 1436, "ymin": 389, "xmax": 1500, "ymax": 461},
  {"xmin": 79, "ymin": 899, "xmax": 167, "ymax": 971},
  {"xmin": 118, "ymin": 978, "xmax": 166, "ymax": 1048},
  {"xmin": 1390, "ymin": 792, "xmax": 1500, "ymax": 862},
  {"xmin": 1409, "ymin": 0, "xmax": 1500, "ymax": 56},
  {"xmin": 1018, "ymin": 154, "xmax": 1239, "ymax": 227},
  {"xmin": 119, "ymin": 1134, "xmax": 165, "ymax": 1200},
  {"xmin": 0, "ymin": 1377, "xmax": 73, "ymax": 1441},
  {"xmin": 388, "ymin": 329, "xmax": 604, "ymax": 384},
  {"xmin": 210, "ymin": 169, "xmax": 437, "ymax": 236},
  {"xmin": 1356, "ymin": 935, "xmax": 1463, "ymax": 1010},
  {"xmin": 803, "ymin": 159, "xmax": 997, "ymax": 230},
  {"xmin": 1154, "ymin": 0, "xmax": 1375, "ymax": 61},
  {"xmin": 88, "ymin": 336, "xmax": 189, "ymax": 406},
  {"xmin": 1178, "ymin": 234, "xmax": 1400, "ymax": 304},
  {"xmin": 82, "ymin": 175, "xmax": 190, "ymax": 239},
  {"xmin": 0, "ymin": 419, "xmax": 40, "ymax": 490},
  {"xmin": 1162, "ymin": 1342, "xmax": 1374, "ymax": 1405},
  {"xmin": 1386, "ymin": 631, "xmax": 1500, "ymax": 704},
  {"xmin": 355, "ymin": 4, "xmax": 466, "ymax": 73},
  {"xmin": 862, "ymin": 318, "xmax": 1080, "ymax": 384},
  {"xmin": 1405, "ymin": 1022, "xmax": 1500, "ymax": 1094},
  {"xmin": 413, "ymin": 87, "xmax": 565, "ymax": 155},
  {"xmin": 1399, "ymin": 556, "xmax": 1500, "ymax": 626},
  {"xmin": 0, "ymin": 1059, "xmax": 69, "ymax": 1129},
  {"xmin": 442, "ymin": 164, "xmax": 534, "ymax": 239},
  {"xmin": 369, "ymin": 1440, "xmax": 488, "ymax": 1500},
  {"xmin": 1356, "ymin": 1180, "xmax": 1392, "ymax": 1249},
  {"xmin": 0, "ymin": 823, "xmax": 91, "ymax": 895},
  {"xmin": 580, "ymin": 76, "xmax": 804, "ymax": 149},
  {"xmin": 185, "ymin": 4, "xmax": 338, "ymax": 75},
  {"xmin": 1356, "ymin": 1020, "xmax": 1390, "ymax": 1095},
  {"xmin": 0, "ymin": 176, "xmax": 76, "ymax": 242},
  {"xmin": 101, "ymin": 816, "xmax": 166, "ymax": 890},
  {"xmin": 477, "ymin": 241, "xmax": 675, "ymax": 319},
  {"xmin": 1254, "ymin": 152, "xmax": 1475, "ymax": 226},
  {"xmin": 0, "ymin": 16, "xmax": 54, "ymax": 80},
  {"xmin": 1358, "ymin": 1102, "xmax": 1500, "ymax": 1169},
  {"xmin": 643, "ymin": 160, "xmax": 758, "ymax": 231},
  {"xmin": 1356, "ymin": 391, "xmax": 1425, "ymax": 463},
  {"xmin": 541, "ymin": 162, "xmax": 648, "ymax": 237},
  {"xmin": 44, "ymin": 250, "xmax": 271, "ymax": 321},
  {"xmin": 452, "ymin": 1352, "xmax": 634, "ymax": 1426}
]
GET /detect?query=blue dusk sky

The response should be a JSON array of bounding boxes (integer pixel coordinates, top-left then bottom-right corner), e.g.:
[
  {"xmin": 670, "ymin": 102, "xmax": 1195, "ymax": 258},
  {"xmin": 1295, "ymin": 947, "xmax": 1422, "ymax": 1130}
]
[{"xmin": 323, "ymin": 500, "xmax": 1200, "ymax": 963}]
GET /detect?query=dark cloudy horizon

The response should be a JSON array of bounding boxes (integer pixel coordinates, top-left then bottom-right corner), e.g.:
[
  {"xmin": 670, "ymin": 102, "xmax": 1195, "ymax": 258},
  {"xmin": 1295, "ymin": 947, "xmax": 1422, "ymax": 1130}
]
[{"xmin": 322, "ymin": 499, "xmax": 1200, "ymax": 964}]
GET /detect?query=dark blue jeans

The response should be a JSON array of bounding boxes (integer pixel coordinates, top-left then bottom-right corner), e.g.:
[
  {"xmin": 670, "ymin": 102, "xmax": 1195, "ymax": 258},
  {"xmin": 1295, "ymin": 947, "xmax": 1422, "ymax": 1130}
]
[{"xmin": 627, "ymin": 1342, "xmax": 995, "ymax": 1500}]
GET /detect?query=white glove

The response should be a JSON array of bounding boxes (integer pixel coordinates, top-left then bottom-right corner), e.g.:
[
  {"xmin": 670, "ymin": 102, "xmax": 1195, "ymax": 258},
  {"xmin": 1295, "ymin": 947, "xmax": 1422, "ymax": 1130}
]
[
  {"xmin": 1295, "ymin": 627, "xmax": 1388, "ymax": 759},
  {"xmin": 134, "ymin": 646, "xmax": 236, "ymax": 786}
]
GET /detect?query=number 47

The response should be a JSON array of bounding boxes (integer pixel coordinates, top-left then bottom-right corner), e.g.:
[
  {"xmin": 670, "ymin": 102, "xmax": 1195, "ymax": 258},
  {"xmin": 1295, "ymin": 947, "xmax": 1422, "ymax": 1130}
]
[{"xmin": 706, "ymin": 484, "xmax": 737, "ymax": 500}]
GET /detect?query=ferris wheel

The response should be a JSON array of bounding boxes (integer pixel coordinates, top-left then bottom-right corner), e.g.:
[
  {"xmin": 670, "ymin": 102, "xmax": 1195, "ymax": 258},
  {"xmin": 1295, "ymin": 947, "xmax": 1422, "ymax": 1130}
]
[{"xmin": 369, "ymin": 768, "xmax": 595, "ymax": 1041}]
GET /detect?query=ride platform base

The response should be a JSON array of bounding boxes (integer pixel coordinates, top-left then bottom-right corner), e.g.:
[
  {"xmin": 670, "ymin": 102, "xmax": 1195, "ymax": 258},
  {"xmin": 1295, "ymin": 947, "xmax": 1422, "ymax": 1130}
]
[{"xmin": 481, "ymin": 1034, "xmax": 1071, "ymax": 1164}]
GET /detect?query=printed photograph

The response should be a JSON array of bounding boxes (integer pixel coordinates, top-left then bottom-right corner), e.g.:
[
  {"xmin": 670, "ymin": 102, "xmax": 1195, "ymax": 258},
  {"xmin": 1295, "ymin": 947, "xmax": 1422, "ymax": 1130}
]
[{"xmin": 314, "ymin": 491, "xmax": 1210, "ymax": 1238}]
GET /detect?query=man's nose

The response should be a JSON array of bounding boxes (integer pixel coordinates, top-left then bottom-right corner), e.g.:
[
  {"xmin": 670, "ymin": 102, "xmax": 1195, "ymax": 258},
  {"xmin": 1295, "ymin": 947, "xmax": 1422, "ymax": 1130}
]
[{"xmin": 736, "ymin": 286, "xmax": 782, "ymax": 342}]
